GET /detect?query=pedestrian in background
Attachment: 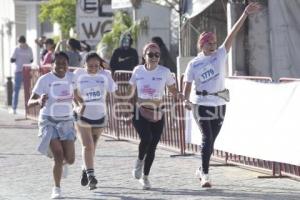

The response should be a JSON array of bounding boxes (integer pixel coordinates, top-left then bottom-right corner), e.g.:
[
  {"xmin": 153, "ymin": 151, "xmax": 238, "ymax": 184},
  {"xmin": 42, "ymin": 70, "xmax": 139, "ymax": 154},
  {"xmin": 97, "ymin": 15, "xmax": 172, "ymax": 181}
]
[
  {"xmin": 151, "ymin": 36, "xmax": 176, "ymax": 74},
  {"xmin": 41, "ymin": 38, "xmax": 55, "ymax": 65},
  {"xmin": 110, "ymin": 33, "xmax": 139, "ymax": 74},
  {"xmin": 183, "ymin": 2, "xmax": 261, "ymax": 188},
  {"xmin": 128, "ymin": 42, "xmax": 183, "ymax": 189},
  {"xmin": 79, "ymin": 40, "xmax": 91, "ymax": 67},
  {"xmin": 35, "ymin": 36, "xmax": 47, "ymax": 61},
  {"xmin": 10, "ymin": 35, "xmax": 33, "ymax": 114},
  {"xmin": 55, "ymin": 38, "xmax": 82, "ymax": 67},
  {"xmin": 28, "ymin": 52, "xmax": 75, "ymax": 199},
  {"xmin": 73, "ymin": 52, "xmax": 117, "ymax": 190}
]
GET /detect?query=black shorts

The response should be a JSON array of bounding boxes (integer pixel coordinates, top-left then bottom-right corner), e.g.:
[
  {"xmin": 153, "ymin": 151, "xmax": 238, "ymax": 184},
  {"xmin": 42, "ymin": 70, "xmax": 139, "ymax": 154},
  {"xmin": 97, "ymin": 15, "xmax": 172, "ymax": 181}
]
[{"xmin": 74, "ymin": 112, "xmax": 107, "ymax": 127}]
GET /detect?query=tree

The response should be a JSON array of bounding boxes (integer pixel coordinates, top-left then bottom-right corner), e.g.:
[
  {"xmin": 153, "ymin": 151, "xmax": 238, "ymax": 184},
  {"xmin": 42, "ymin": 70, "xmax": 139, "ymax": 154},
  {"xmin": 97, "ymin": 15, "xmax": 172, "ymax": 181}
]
[{"xmin": 39, "ymin": 0, "xmax": 76, "ymax": 39}]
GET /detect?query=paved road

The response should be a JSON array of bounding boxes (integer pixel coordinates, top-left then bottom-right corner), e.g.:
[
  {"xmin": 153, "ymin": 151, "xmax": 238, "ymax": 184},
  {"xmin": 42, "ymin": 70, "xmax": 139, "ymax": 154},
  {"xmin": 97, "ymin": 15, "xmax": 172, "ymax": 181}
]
[{"xmin": 0, "ymin": 108, "xmax": 299, "ymax": 200}]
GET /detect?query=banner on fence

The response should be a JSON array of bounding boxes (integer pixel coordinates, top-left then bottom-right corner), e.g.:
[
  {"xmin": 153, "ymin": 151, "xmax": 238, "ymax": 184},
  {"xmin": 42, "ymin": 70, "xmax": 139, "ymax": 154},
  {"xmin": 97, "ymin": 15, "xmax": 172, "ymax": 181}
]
[{"xmin": 185, "ymin": 78, "xmax": 300, "ymax": 166}]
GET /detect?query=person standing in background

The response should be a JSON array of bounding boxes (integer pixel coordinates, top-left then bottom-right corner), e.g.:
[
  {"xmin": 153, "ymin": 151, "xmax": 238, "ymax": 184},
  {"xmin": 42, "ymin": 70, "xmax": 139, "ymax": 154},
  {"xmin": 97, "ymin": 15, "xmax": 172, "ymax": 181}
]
[
  {"xmin": 41, "ymin": 38, "xmax": 56, "ymax": 65},
  {"xmin": 55, "ymin": 38, "xmax": 82, "ymax": 67},
  {"xmin": 35, "ymin": 36, "xmax": 47, "ymax": 61},
  {"xmin": 10, "ymin": 35, "xmax": 33, "ymax": 114},
  {"xmin": 79, "ymin": 40, "xmax": 91, "ymax": 67},
  {"xmin": 151, "ymin": 36, "xmax": 176, "ymax": 74},
  {"xmin": 109, "ymin": 33, "xmax": 139, "ymax": 74}
]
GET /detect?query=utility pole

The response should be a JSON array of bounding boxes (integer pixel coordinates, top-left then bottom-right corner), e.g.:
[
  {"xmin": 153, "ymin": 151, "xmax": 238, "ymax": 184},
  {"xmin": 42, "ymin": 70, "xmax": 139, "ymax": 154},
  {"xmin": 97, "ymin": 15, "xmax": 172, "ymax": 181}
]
[{"xmin": 178, "ymin": 0, "xmax": 183, "ymax": 58}]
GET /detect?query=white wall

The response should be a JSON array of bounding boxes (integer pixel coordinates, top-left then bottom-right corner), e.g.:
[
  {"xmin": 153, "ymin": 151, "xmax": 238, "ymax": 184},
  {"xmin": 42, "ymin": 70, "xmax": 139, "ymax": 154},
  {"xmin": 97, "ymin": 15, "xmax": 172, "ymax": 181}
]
[
  {"xmin": 227, "ymin": 2, "xmax": 271, "ymax": 78},
  {"xmin": 248, "ymin": 4, "xmax": 271, "ymax": 77},
  {"xmin": 176, "ymin": 56, "xmax": 194, "ymax": 78},
  {"xmin": 136, "ymin": 2, "xmax": 171, "ymax": 58},
  {"xmin": 26, "ymin": 4, "xmax": 40, "ymax": 66},
  {"xmin": 0, "ymin": 0, "xmax": 16, "ymax": 84},
  {"xmin": 0, "ymin": 1, "xmax": 42, "ymax": 84},
  {"xmin": 227, "ymin": 3, "xmax": 235, "ymax": 76},
  {"xmin": 268, "ymin": 0, "xmax": 300, "ymax": 80}
]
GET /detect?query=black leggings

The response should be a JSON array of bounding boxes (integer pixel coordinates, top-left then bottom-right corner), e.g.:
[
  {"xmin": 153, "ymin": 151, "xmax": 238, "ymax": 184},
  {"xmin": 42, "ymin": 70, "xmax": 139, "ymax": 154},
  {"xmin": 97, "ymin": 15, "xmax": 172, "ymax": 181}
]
[
  {"xmin": 192, "ymin": 105, "xmax": 226, "ymax": 174},
  {"xmin": 132, "ymin": 111, "xmax": 164, "ymax": 176}
]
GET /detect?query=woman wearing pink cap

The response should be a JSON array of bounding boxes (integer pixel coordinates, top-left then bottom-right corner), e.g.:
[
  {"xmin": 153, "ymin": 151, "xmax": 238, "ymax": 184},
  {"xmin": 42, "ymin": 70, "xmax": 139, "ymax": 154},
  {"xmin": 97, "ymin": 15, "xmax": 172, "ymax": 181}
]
[
  {"xmin": 183, "ymin": 2, "xmax": 261, "ymax": 188},
  {"xmin": 128, "ymin": 42, "xmax": 182, "ymax": 189}
]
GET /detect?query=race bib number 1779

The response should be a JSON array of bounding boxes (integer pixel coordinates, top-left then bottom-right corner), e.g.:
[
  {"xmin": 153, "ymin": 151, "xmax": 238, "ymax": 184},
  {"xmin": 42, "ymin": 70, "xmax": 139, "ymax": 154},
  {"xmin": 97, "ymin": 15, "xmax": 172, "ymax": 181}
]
[{"xmin": 199, "ymin": 64, "xmax": 215, "ymax": 83}]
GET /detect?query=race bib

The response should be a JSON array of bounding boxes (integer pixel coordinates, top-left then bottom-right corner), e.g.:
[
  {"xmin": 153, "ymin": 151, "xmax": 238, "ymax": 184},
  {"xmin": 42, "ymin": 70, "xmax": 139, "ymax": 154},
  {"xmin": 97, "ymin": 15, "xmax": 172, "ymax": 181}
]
[
  {"xmin": 199, "ymin": 64, "xmax": 215, "ymax": 83},
  {"xmin": 83, "ymin": 86, "xmax": 102, "ymax": 102},
  {"xmin": 51, "ymin": 83, "xmax": 73, "ymax": 101}
]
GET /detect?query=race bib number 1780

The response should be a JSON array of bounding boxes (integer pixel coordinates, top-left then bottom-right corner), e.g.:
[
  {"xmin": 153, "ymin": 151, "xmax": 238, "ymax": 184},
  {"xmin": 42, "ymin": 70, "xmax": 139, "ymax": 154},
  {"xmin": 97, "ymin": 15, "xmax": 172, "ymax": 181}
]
[{"xmin": 84, "ymin": 86, "xmax": 102, "ymax": 102}]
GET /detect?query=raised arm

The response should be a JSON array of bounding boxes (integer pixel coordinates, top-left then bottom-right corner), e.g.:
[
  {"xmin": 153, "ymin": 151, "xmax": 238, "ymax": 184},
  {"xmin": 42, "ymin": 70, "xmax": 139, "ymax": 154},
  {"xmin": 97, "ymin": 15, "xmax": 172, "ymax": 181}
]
[
  {"xmin": 223, "ymin": 2, "xmax": 261, "ymax": 52},
  {"xmin": 54, "ymin": 40, "xmax": 66, "ymax": 53}
]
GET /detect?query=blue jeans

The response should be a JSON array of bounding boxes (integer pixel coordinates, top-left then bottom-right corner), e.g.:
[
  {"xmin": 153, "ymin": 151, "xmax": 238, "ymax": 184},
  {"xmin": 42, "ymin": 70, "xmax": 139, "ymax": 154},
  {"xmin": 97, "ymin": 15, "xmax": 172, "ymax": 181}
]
[{"xmin": 12, "ymin": 72, "xmax": 23, "ymax": 110}]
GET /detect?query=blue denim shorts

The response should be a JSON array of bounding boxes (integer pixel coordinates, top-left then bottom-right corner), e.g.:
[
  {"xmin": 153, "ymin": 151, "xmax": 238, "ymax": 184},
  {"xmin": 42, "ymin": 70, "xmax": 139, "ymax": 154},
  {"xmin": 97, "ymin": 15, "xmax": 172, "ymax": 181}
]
[{"xmin": 39, "ymin": 115, "xmax": 76, "ymax": 141}]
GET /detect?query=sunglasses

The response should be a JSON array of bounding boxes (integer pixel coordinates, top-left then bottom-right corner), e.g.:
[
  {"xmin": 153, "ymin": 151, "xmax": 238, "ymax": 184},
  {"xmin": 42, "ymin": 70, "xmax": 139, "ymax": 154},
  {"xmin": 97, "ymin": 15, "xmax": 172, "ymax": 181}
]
[{"xmin": 147, "ymin": 52, "xmax": 160, "ymax": 58}]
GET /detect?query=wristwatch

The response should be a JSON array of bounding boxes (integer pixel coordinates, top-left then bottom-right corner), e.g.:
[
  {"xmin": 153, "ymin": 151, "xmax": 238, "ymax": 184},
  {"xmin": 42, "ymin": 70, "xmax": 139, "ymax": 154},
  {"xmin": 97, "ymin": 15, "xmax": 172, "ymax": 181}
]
[{"xmin": 184, "ymin": 99, "xmax": 191, "ymax": 104}]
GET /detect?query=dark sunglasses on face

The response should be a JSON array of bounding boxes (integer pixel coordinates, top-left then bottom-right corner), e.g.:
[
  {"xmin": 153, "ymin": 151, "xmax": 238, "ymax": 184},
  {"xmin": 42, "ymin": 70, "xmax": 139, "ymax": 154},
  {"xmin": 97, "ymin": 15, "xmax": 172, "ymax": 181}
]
[{"xmin": 147, "ymin": 52, "xmax": 160, "ymax": 58}]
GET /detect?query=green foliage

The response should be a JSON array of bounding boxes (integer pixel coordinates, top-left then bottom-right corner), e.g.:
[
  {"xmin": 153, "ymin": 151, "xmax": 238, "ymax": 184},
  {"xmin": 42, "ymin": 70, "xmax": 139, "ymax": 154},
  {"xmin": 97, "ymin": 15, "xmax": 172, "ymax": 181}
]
[
  {"xmin": 39, "ymin": 0, "xmax": 76, "ymax": 39},
  {"xmin": 97, "ymin": 11, "xmax": 142, "ymax": 61},
  {"xmin": 52, "ymin": 35, "xmax": 61, "ymax": 44}
]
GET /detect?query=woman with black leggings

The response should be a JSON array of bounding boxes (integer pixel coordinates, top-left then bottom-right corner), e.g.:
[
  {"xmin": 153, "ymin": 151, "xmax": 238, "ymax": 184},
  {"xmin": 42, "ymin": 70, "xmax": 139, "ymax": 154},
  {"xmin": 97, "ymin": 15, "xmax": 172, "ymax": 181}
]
[
  {"xmin": 128, "ymin": 42, "xmax": 182, "ymax": 189},
  {"xmin": 183, "ymin": 2, "xmax": 261, "ymax": 188}
]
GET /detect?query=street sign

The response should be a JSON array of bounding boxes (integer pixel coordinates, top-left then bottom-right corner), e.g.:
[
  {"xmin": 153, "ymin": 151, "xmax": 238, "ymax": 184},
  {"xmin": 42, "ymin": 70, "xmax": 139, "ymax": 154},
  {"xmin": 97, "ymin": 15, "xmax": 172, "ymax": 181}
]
[{"xmin": 76, "ymin": 0, "xmax": 113, "ymax": 47}]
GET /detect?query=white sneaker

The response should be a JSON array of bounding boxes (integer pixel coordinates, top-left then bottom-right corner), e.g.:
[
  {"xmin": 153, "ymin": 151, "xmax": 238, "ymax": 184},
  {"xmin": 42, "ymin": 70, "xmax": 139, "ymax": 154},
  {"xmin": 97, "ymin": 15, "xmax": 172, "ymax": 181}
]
[
  {"xmin": 139, "ymin": 175, "xmax": 151, "ymax": 190},
  {"xmin": 132, "ymin": 159, "xmax": 144, "ymax": 179},
  {"xmin": 51, "ymin": 187, "xmax": 62, "ymax": 199},
  {"xmin": 9, "ymin": 108, "xmax": 17, "ymax": 115},
  {"xmin": 195, "ymin": 168, "xmax": 212, "ymax": 188},
  {"xmin": 195, "ymin": 168, "xmax": 202, "ymax": 178},
  {"xmin": 62, "ymin": 164, "xmax": 68, "ymax": 178},
  {"xmin": 201, "ymin": 173, "xmax": 212, "ymax": 188}
]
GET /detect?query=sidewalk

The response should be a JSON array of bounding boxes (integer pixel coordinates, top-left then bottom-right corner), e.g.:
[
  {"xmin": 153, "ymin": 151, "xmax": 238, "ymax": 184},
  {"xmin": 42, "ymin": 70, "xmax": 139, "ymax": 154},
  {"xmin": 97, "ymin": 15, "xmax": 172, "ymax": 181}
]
[
  {"xmin": 0, "ymin": 107, "xmax": 299, "ymax": 200},
  {"xmin": 0, "ymin": 85, "xmax": 26, "ymax": 115}
]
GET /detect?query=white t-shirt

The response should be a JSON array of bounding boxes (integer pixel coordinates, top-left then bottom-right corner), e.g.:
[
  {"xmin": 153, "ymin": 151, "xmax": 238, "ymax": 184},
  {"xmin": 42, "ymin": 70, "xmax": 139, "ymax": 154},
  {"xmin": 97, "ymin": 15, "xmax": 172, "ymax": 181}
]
[
  {"xmin": 11, "ymin": 45, "xmax": 33, "ymax": 73},
  {"xmin": 32, "ymin": 72, "xmax": 74, "ymax": 117},
  {"xmin": 129, "ymin": 65, "xmax": 176, "ymax": 100},
  {"xmin": 184, "ymin": 46, "xmax": 228, "ymax": 106},
  {"xmin": 73, "ymin": 68, "xmax": 117, "ymax": 120}
]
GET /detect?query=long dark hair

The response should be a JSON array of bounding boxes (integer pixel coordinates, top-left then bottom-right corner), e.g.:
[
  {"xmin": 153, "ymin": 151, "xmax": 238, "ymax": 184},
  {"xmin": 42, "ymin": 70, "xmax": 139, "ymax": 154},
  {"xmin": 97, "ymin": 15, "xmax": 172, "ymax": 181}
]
[
  {"xmin": 67, "ymin": 38, "xmax": 81, "ymax": 51},
  {"xmin": 151, "ymin": 36, "xmax": 176, "ymax": 73}
]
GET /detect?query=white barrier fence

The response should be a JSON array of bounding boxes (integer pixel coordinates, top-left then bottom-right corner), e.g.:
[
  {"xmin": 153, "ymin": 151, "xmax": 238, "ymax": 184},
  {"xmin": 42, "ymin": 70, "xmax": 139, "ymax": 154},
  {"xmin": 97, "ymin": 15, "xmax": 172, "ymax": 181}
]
[{"xmin": 186, "ymin": 78, "xmax": 300, "ymax": 166}]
